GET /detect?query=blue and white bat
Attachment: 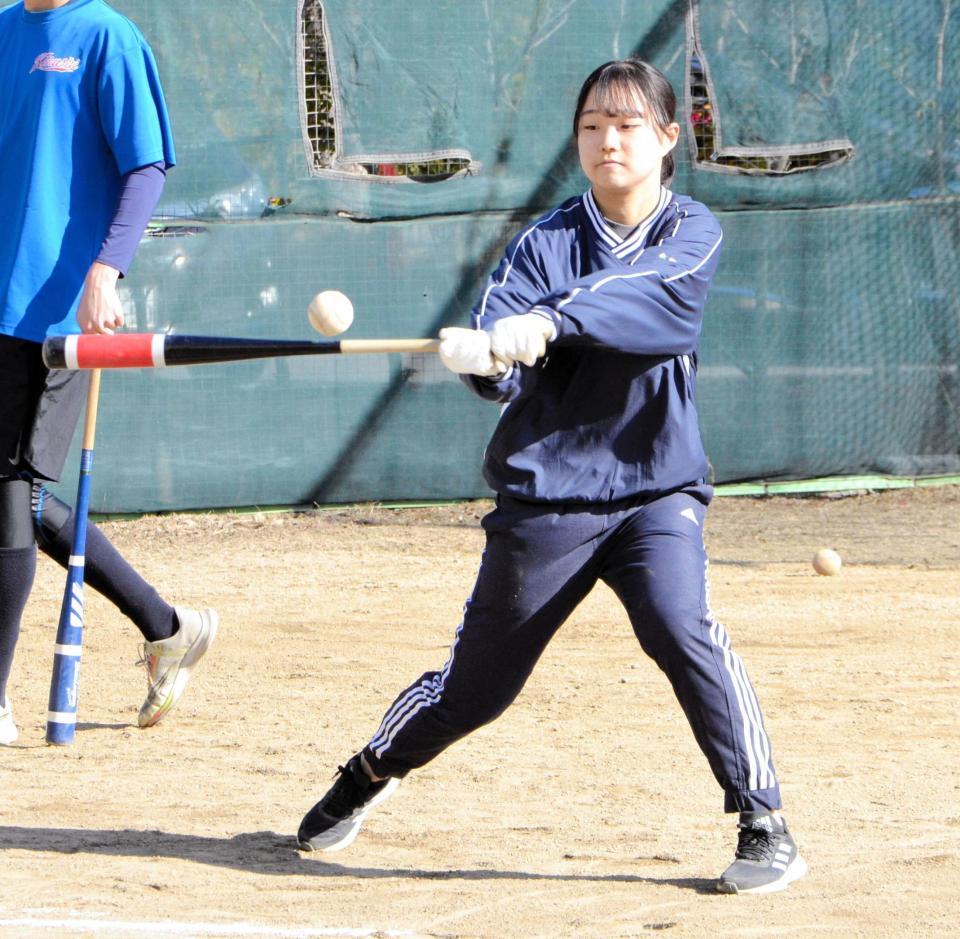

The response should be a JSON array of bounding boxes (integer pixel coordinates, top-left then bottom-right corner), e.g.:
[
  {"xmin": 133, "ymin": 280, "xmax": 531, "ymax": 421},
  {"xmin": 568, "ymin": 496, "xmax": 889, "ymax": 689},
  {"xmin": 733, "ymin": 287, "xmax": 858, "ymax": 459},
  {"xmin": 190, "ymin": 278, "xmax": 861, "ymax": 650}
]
[{"xmin": 46, "ymin": 369, "xmax": 102, "ymax": 746}]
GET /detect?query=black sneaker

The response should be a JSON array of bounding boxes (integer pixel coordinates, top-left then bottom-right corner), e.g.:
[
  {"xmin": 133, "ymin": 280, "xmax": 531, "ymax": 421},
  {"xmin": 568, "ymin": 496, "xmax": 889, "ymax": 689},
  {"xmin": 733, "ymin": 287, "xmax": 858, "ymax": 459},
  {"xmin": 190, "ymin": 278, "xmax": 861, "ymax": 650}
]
[
  {"xmin": 297, "ymin": 754, "xmax": 399, "ymax": 852},
  {"xmin": 717, "ymin": 812, "xmax": 808, "ymax": 894}
]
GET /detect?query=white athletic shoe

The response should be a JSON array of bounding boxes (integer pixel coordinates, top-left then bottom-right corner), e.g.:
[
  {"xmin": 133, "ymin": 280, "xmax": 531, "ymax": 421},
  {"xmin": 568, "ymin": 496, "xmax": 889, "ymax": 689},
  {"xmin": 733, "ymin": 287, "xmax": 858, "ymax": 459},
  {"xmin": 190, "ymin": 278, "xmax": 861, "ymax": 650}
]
[
  {"xmin": 0, "ymin": 695, "xmax": 18, "ymax": 746},
  {"xmin": 137, "ymin": 606, "xmax": 218, "ymax": 728}
]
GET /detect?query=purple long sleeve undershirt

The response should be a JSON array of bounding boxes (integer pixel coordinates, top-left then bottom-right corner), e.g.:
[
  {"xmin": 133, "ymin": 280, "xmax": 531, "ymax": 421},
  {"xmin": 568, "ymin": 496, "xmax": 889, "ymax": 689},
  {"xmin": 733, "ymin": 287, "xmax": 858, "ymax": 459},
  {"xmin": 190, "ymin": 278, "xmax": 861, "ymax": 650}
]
[{"xmin": 95, "ymin": 162, "xmax": 166, "ymax": 277}]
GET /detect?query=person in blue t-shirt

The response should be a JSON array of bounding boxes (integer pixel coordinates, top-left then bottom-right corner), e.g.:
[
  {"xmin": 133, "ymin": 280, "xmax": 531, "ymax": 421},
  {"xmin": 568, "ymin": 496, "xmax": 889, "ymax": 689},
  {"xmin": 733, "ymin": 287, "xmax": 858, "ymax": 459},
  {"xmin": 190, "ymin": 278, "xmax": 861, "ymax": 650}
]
[
  {"xmin": 0, "ymin": 0, "xmax": 216, "ymax": 746},
  {"xmin": 297, "ymin": 59, "xmax": 807, "ymax": 896}
]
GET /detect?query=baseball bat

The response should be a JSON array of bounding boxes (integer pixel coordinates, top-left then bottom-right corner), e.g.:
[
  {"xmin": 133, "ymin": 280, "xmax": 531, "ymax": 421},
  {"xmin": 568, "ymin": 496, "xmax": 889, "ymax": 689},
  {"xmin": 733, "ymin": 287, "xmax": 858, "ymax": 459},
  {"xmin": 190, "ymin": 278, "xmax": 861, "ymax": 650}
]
[
  {"xmin": 42, "ymin": 333, "xmax": 440, "ymax": 370},
  {"xmin": 46, "ymin": 369, "xmax": 102, "ymax": 745}
]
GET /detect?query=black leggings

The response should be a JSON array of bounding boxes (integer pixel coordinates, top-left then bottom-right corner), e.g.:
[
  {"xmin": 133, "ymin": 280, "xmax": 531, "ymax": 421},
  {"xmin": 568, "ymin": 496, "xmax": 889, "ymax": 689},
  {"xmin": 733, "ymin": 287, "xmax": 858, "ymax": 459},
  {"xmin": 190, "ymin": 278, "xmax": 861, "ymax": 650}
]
[
  {"xmin": 0, "ymin": 478, "xmax": 33, "ymax": 548},
  {"xmin": 0, "ymin": 475, "xmax": 100, "ymax": 549},
  {"xmin": 0, "ymin": 477, "xmax": 37, "ymax": 702},
  {"xmin": 0, "ymin": 476, "xmax": 176, "ymax": 643}
]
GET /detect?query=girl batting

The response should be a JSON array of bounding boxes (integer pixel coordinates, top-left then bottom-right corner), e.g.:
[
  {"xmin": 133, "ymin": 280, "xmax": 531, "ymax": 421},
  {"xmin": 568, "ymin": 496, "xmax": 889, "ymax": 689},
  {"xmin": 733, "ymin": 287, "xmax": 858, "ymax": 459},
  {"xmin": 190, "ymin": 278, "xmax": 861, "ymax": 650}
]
[{"xmin": 298, "ymin": 58, "xmax": 806, "ymax": 895}]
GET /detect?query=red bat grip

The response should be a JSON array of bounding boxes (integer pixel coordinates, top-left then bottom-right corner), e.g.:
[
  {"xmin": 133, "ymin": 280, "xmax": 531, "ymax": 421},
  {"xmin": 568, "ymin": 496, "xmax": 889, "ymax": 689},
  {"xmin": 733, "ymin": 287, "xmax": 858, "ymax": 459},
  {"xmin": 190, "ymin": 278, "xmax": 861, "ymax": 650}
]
[{"xmin": 44, "ymin": 334, "xmax": 164, "ymax": 369}]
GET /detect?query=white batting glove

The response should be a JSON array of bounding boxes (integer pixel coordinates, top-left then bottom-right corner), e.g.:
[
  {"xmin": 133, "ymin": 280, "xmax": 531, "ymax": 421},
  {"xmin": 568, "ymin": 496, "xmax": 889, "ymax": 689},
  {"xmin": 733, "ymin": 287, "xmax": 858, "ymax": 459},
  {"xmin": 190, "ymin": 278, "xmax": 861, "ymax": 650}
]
[
  {"xmin": 488, "ymin": 313, "xmax": 556, "ymax": 367},
  {"xmin": 438, "ymin": 327, "xmax": 508, "ymax": 377}
]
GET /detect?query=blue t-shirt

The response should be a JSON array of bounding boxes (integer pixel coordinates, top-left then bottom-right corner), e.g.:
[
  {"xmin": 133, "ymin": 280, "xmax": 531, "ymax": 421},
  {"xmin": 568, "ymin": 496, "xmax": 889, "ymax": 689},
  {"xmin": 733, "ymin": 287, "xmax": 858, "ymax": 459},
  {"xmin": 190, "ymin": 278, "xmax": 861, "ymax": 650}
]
[{"xmin": 0, "ymin": 0, "xmax": 176, "ymax": 341}]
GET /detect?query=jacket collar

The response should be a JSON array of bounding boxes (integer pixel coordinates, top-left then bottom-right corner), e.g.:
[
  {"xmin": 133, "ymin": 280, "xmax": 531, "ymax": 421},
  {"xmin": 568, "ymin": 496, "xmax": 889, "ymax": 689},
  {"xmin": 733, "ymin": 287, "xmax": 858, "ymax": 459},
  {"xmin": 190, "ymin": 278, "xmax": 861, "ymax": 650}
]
[{"xmin": 582, "ymin": 187, "xmax": 672, "ymax": 263}]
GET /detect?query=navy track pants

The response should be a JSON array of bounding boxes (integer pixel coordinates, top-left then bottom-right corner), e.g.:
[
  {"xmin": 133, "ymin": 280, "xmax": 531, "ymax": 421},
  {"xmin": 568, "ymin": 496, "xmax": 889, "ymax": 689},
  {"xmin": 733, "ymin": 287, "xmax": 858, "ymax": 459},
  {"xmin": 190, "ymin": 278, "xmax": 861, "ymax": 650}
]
[{"xmin": 363, "ymin": 487, "xmax": 782, "ymax": 813}]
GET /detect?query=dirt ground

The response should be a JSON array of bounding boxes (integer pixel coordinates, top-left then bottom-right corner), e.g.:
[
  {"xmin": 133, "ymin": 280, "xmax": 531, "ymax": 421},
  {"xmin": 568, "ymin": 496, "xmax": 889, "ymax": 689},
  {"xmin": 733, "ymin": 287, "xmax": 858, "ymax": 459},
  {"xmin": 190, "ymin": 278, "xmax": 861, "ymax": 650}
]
[{"xmin": 1, "ymin": 484, "xmax": 958, "ymax": 938}]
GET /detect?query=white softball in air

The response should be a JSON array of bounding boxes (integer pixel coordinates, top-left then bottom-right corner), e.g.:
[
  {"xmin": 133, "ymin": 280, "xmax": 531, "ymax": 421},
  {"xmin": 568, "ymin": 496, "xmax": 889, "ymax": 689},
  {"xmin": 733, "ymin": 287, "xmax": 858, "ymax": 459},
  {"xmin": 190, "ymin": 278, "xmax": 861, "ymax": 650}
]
[
  {"xmin": 812, "ymin": 547, "xmax": 842, "ymax": 576},
  {"xmin": 307, "ymin": 290, "xmax": 354, "ymax": 337}
]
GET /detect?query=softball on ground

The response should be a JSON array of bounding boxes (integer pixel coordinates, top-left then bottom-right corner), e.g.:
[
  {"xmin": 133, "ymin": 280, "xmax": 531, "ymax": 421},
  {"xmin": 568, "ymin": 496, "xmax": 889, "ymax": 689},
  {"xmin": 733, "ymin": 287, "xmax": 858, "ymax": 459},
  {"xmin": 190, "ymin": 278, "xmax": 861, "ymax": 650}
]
[
  {"xmin": 308, "ymin": 290, "xmax": 354, "ymax": 337},
  {"xmin": 812, "ymin": 548, "xmax": 842, "ymax": 576}
]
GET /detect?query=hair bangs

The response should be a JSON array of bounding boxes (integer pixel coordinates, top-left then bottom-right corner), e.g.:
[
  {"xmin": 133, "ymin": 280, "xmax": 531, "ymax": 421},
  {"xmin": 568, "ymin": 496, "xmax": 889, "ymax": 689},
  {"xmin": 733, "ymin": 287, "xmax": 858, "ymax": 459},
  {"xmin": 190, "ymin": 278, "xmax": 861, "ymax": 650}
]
[{"xmin": 589, "ymin": 69, "xmax": 652, "ymax": 121}]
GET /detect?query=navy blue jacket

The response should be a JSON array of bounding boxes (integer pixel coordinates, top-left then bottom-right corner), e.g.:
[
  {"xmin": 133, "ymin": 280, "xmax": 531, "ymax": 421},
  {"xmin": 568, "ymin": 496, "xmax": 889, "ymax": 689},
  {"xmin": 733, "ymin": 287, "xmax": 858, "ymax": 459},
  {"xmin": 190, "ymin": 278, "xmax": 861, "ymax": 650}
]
[{"xmin": 464, "ymin": 188, "xmax": 723, "ymax": 503}]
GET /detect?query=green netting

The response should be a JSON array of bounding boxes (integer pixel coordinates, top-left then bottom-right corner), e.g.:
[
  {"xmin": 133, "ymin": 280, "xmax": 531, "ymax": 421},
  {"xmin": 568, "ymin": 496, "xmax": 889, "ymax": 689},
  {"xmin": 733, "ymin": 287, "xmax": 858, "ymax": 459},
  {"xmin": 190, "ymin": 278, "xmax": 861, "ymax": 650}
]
[
  {"xmin": 322, "ymin": 3, "xmax": 678, "ymax": 174},
  {"xmin": 26, "ymin": 0, "xmax": 958, "ymax": 512},
  {"xmin": 324, "ymin": 4, "xmax": 494, "ymax": 160},
  {"xmin": 701, "ymin": 200, "xmax": 960, "ymax": 482},
  {"xmin": 689, "ymin": 0, "xmax": 958, "ymax": 204},
  {"xmin": 114, "ymin": 0, "xmax": 688, "ymax": 220},
  {"xmin": 694, "ymin": 0, "xmax": 852, "ymax": 153},
  {"xmin": 108, "ymin": 0, "xmax": 960, "ymax": 218}
]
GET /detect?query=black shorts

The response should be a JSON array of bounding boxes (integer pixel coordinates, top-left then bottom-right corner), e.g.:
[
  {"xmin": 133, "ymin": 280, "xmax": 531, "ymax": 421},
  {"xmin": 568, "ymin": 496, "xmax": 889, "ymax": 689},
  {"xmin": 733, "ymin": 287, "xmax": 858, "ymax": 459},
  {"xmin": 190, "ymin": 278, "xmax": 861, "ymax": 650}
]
[{"xmin": 0, "ymin": 334, "xmax": 90, "ymax": 483}]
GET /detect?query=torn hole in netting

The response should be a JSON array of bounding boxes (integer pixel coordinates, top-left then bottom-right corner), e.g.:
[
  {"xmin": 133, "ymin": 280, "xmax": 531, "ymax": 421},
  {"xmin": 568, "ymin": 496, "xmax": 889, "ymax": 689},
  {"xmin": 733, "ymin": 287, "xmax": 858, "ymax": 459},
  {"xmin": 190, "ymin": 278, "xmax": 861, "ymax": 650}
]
[
  {"xmin": 298, "ymin": 0, "xmax": 475, "ymax": 182},
  {"xmin": 687, "ymin": 2, "xmax": 854, "ymax": 176}
]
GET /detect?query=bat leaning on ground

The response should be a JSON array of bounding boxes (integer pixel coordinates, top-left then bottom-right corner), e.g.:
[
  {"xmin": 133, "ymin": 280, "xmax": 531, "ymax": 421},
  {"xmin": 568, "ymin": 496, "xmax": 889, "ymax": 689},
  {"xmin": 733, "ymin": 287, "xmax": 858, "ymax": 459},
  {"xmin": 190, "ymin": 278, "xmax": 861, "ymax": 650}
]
[
  {"xmin": 40, "ymin": 329, "xmax": 438, "ymax": 741},
  {"xmin": 42, "ymin": 333, "xmax": 440, "ymax": 370},
  {"xmin": 38, "ymin": 331, "xmax": 437, "ymax": 741},
  {"xmin": 46, "ymin": 369, "xmax": 102, "ymax": 745}
]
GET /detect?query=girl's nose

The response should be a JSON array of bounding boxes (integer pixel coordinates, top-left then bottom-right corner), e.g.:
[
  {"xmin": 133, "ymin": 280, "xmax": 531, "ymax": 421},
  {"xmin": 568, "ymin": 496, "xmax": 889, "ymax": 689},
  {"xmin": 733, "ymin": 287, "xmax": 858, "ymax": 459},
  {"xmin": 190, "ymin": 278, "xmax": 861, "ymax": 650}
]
[{"xmin": 601, "ymin": 126, "xmax": 619, "ymax": 150}]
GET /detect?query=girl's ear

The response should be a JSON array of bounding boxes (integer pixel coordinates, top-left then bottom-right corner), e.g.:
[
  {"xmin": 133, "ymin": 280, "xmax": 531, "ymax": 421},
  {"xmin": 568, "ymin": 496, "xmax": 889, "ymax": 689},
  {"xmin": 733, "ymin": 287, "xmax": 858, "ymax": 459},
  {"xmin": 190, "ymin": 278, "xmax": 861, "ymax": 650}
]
[{"xmin": 660, "ymin": 122, "xmax": 681, "ymax": 153}]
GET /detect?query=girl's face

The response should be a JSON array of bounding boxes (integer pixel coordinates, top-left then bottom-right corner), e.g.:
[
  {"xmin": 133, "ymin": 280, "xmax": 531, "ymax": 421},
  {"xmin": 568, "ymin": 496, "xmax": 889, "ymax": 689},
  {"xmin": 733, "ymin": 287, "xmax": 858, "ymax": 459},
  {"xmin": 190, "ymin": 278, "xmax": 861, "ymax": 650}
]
[{"xmin": 576, "ymin": 86, "xmax": 679, "ymax": 199}]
